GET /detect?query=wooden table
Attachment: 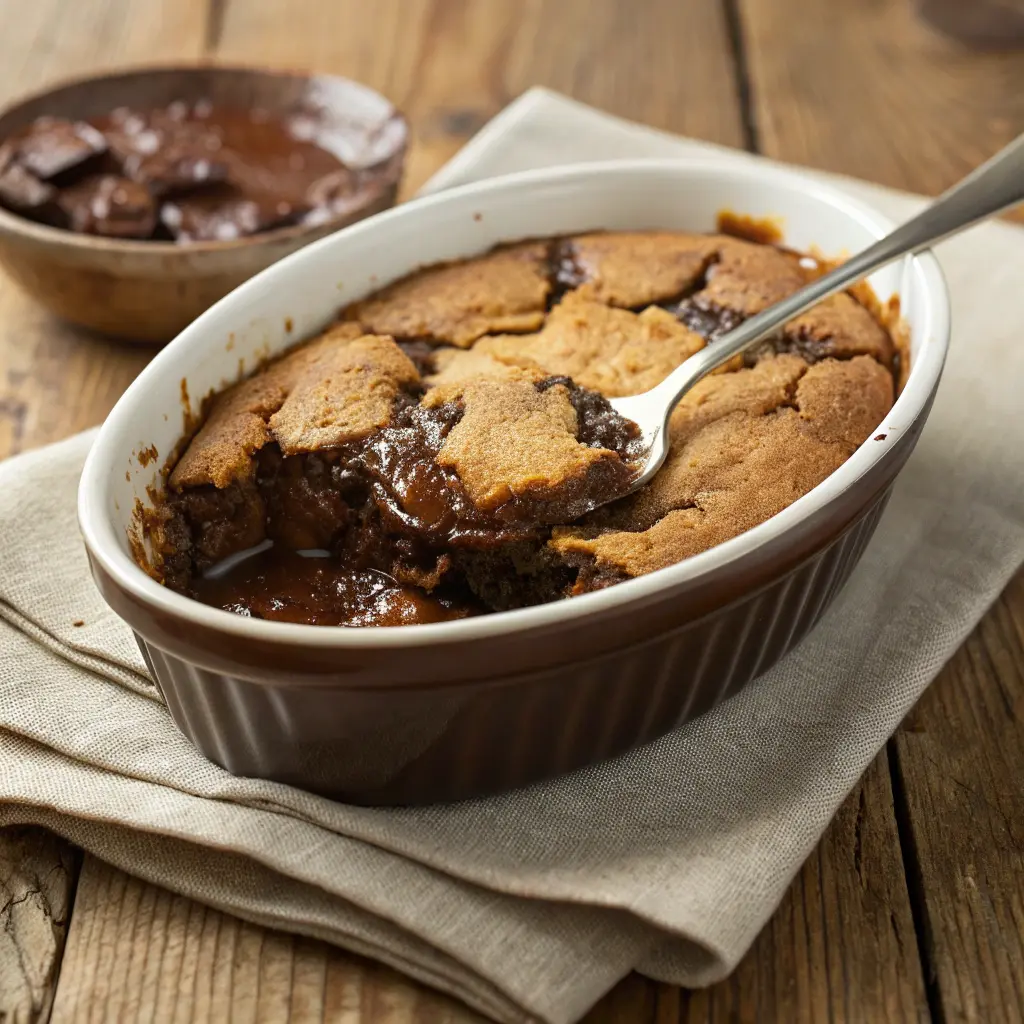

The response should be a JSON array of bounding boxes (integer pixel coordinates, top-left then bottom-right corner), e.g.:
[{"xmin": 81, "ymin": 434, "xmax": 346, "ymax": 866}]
[{"xmin": 2, "ymin": 1, "xmax": 1023, "ymax": 1020}]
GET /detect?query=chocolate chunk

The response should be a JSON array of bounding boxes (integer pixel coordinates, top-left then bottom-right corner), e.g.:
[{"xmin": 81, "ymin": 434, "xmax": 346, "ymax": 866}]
[
  {"xmin": 302, "ymin": 168, "xmax": 363, "ymax": 226},
  {"xmin": 666, "ymin": 298, "xmax": 744, "ymax": 340},
  {"xmin": 161, "ymin": 184, "xmax": 307, "ymax": 242},
  {"xmin": 58, "ymin": 175, "xmax": 156, "ymax": 238},
  {"xmin": 102, "ymin": 109, "xmax": 163, "ymax": 162},
  {"xmin": 126, "ymin": 143, "xmax": 231, "ymax": 194},
  {"xmin": 107, "ymin": 112, "xmax": 231, "ymax": 195},
  {"xmin": 305, "ymin": 167, "xmax": 357, "ymax": 207},
  {"xmin": 16, "ymin": 117, "xmax": 107, "ymax": 180},
  {"xmin": 0, "ymin": 156, "xmax": 61, "ymax": 220}
]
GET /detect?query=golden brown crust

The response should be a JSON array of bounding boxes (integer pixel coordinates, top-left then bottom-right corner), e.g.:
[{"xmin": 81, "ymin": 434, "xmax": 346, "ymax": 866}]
[
  {"xmin": 430, "ymin": 295, "xmax": 706, "ymax": 398},
  {"xmin": 428, "ymin": 344, "xmax": 525, "ymax": 387},
  {"xmin": 423, "ymin": 374, "xmax": 614, "ymax": 508},
  {"xmin": 696, "ymin": 238, "xmax": 809, "ymax": 315},
  {"xmin": 344, "ymin": 242, "xmax": 550, "ymax": 347},
  {"xmin": 565, "ymin": 231, "xmax": 718, "ymax": 307},
  {"xmin": 550, "ymin": 355, "xmax": 893, "ymax": 578},
  {"xmin": 791, "ymin": 354, "xmax": 894, "ymax": 447},
  {"xmin": 270, "ymin": 335, "xmax": 419, "ymax": 455},
  {"xmin": 169, "ymin": 322, "xmax": 380, "ymax": 488},
  {"xmin": 786, "ymin": 293, "xmax": 895, "ymax": 367},
  {"xmin": 165, "ymin": 228, "xmax": 901, "ymax": 601}
]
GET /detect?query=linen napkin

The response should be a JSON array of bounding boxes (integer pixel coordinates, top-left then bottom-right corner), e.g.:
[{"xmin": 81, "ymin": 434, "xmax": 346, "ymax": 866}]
[{"xmin": 2, "ymin": 88, "xmax": 1024, "ymax": 1024}]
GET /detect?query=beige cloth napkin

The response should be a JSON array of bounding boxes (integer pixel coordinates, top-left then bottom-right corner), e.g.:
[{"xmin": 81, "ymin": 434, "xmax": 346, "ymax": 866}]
[{"xmin": 2, "ymin": 88, "xmax": 1024, "ymax": 1024}]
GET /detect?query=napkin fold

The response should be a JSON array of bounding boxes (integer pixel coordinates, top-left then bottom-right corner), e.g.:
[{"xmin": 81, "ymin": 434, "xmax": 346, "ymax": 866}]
[{"xmin": 2, "ymin": 89, "xmax": 1024, "ymax": 1024}]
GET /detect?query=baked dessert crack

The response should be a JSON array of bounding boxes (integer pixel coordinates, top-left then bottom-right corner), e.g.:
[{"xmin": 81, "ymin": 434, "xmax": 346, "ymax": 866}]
[{"xmin": 146, "ymin": 225, "xmax": 900, "ymax": 627}]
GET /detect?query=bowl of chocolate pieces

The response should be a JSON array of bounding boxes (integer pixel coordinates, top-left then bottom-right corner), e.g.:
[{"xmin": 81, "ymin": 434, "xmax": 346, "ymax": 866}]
[{"xmin": 0, "ymin": 65, "xmax": 407, "ymax": 343}]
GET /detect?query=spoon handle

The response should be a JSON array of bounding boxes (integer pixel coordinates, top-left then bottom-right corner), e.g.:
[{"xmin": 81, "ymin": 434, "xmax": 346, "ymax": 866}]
[{"xmin": 646, "ymin": 130, "xmax": 1024, "ymax": 418}]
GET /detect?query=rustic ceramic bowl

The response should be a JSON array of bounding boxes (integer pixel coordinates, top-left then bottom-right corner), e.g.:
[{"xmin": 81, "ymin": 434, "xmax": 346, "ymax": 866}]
[
  {"xmin": 78, "ymin": 160, "xmax": 950, "ymax": 805},
  {"xmin": 0, "ymin": 65, "xmax": 406, "ymax": 343}
]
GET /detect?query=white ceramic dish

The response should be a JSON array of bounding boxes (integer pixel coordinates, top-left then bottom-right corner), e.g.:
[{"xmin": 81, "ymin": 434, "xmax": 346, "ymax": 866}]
[{"xmin": 77, "ymin": 160, "xmax": 950, "ymax": 804}]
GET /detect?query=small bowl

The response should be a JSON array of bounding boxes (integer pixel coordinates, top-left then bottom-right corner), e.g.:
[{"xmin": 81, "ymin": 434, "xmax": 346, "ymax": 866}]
[
  {"xmin": 79, "ymin": 160, "xmax": 951, "ymax": 805},
  {"xmin": 0, "ymin": 64, "xmax": 406, "ymax": 344}
]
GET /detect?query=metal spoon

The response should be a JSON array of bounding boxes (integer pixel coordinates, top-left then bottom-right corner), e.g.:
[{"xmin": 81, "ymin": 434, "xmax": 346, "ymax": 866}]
[{"xmin": 608, "ymin": 131, "xmax": 1024, "ymax": 498}]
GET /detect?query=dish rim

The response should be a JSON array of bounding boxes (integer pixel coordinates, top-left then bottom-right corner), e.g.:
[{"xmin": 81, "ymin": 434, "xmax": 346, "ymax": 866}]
[{"xmin": 78, "ymin": 157, "xmax": 951, "ymax": 649}]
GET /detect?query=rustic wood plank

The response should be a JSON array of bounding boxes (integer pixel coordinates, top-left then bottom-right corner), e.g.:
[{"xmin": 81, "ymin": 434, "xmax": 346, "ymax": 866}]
[
  {"xmin": 0, "ymin": 828, "xmax": 79, "ymax": 1024},
  {"xmin": 211, "ymin": 0, "xmax": 746, "ymax": 196},
  {"xmin": 674, "ymin": 750, "xmax": 927, "ymax": 1024},
  {"xmin": 891, "ymin": 568, "xmax": 1024, "ymax": 1022},
  {"xmin": 0, "ymin": 0, "xmax": 207, "ymax": 99},
  {"xmin": 49, "ymin": 856, "xmax": 490, "ymax": 1024},
  {"xmin": 50, "ymin": 855, "xmax": 659, "ymax": 1024},
  {"xmin": 0, "ymin": 4, "xmax": 210, "ymax": 1022},
  {"xmin": 736, "ymin": 0, "xmax": 1024, "ymax": 197},
  {"xmin": 596, "ymin": 756, "xmax": 931, "ymax": 1024},
  {"xmin": 739, "ymin": 3, "xmax": 1024, "ymax": 1018},
  {"xmin": 0, "ymin": 294, "xmax": 151, "ymax": 456}
]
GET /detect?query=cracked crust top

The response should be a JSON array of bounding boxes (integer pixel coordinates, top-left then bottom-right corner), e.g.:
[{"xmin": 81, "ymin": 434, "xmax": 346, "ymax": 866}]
[
  {"xmin": 423, "ymin": 372, "xmax": 622, "ymax": 509},
  {"xmin": 269, "ymin": 335, "xmax": 420, "ymax": 456},
  {"xmin": 167, "ymin": 226, "xmax": 899, "ymax": 592},
  {"xmin": 343, "ymin": 241, "xmax": 551, "ymax": 347},
  {"xmin": 557, "ymin": 231, "xmax": 719, "ymax": 308},
  {"xmin": 550, "ymin": 354, "xmax": 893, "ymax": 580},
  {"xmin": 169, "ymin": 322, "xmax": 369, "ymax": 489},
  {"xmin": 429, "ymin": 294, "xmax": 707, "ymax": 398}
]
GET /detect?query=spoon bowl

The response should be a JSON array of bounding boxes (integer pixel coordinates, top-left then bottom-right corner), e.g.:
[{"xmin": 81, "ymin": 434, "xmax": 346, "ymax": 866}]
[{"xmin": 608, "ymin": 131, "xmax": 1024, "ymax": 504}]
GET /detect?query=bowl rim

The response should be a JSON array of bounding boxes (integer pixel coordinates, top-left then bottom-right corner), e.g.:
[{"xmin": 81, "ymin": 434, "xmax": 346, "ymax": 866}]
[
  {"xmin": 0, "ymin": 60, "xmax": 407, "ymax": 255},
  {"xmin": 78, "ymin": 156, "xmax": 952, "ymax": 650}
]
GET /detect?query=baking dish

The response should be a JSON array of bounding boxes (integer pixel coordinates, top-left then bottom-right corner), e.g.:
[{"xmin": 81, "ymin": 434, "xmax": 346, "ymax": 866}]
[{"xmin": 77, "ymin": 160, "xmax": 950, "ymax": 805}]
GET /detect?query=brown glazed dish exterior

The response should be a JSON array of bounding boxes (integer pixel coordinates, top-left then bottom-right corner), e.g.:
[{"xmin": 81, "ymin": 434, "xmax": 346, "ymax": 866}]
[{"xmin": 89, "ymin": 415, "xmax": 923, "ymax": 805}]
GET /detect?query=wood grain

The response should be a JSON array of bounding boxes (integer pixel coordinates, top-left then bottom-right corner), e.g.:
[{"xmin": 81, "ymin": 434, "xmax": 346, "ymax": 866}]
[
  {"xmin": 0, "ymin": 0, "xmax": 207, "ymax": 99},
  {"xmin": 677, "ymin": 751, "xmax": 928, "ymax": 1024},
  {"xmin": 211, "ymin": 0, "xmax": 746, "ymax": 195},
  {"xmin": 739, "ymin": 3, "xmax": 1024, "ymax": 1018},
  {"xmin": 3, "ymin": 0, "xmax": 1023, "ymax": 1021},
  {"xmin": 0, "ymin": 828, "xmax": 78, "ymax": 1024},
  {"xmin": 583, "ymin": 754, "xmax": 931, "ymax": 1024},
  {"xmin": 736, "ymin": 0, "xmax": 1024, "ymax": 198},
  {"xmin": 891, "ymin": 568, "xmax": 1024, "ymax": 1022},
  {"xmin": 50, "ymin": 856, "xmax": 490, "ymax": 1024}
]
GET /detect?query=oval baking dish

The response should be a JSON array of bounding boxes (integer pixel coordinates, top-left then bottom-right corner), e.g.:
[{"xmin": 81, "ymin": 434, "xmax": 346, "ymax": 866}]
[{"xmin": 78, "ymin": 160, "xmax": 951, "ymax": 805}]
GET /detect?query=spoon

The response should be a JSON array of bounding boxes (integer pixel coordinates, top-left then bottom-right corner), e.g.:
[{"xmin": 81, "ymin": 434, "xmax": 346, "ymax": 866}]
[{"xmin": 608, "ymin": 131, "xmax": 1024, "ymax": 498}]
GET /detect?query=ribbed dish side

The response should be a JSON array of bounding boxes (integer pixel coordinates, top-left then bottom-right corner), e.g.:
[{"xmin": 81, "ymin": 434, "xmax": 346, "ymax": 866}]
[{"xmin": 138, "ymin": 492, "xmax": 889, "ymax": 805}]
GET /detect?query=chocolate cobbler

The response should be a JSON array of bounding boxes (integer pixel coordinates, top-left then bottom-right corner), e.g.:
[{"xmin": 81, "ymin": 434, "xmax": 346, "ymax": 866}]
[{"xmin": 145, "ymin": 226, "xmax": 898, "ymax": 626}]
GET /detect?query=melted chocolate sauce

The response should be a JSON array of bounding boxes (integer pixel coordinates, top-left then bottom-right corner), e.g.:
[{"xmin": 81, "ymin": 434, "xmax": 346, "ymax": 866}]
[
  {"xmin": 193, "ymin": 547, "xmax": 476, "ymax": 626},
  {"xmin": 0, "ymin": 99, "xmax": 374, "ymax": 241},
  {"xmin": 172, "ymin": 378, "xmax": 642, "ymax": 626}
]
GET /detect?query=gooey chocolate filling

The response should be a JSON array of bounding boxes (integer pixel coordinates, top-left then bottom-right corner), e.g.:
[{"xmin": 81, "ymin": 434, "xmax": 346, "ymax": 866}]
[
  {"xmin": 154, "ymin": 225, "xmax": 900, "ymax": 628},
  {"xmin": 166, "ymin": 377, "xmax": 643, "ymax": 625}
]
